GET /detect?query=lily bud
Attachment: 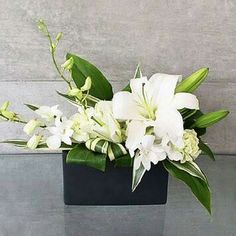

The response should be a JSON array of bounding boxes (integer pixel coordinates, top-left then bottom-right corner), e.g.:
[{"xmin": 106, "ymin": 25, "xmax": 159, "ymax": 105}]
[
  {"xmin": 27, "ymin": 135, "xmax": 41, "ymax": 150},
  {"xmin": 56, "ymin": 32, "xmax": 63, "ymax": 41},
  {"xmin": 68, "ymin": 88, "xmax": 83, "ymax": 99},
  {"xmin": 81, "ymin": 77, "xmax": 92, "ymax": 91},
  {"xmin": 191, "ymin": 110, "xmax": 229, "ymax": 128},
  {"xmin": 61, "ymin": 57, "xmax": 74, "ymax": 71},
  {"xmin": 0, "ymin": 101, "xmax": 10, "ymax": 111},
  {"xmin": 175, "ymin": 68, "xmax": 209, "ymax": 93},
  {"xmin": 23, "ymin": 119, "xmax": 42, "ymax": 135}
]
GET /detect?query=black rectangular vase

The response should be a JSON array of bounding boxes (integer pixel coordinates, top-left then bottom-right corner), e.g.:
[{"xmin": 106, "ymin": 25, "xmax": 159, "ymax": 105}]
[{"xmin": 62, "ymin": 151, "xmax": 168, "ymax": 205}]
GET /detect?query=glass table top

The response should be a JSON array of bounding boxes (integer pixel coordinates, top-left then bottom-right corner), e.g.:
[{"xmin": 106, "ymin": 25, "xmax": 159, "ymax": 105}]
[{"xmin": 0, "ymin": 154, "xmax": 235, "ymax": 236}]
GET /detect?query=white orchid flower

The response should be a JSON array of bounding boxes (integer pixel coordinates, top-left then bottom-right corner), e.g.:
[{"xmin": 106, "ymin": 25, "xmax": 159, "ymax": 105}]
[
  {"xmin": 113, "ymin": 74, "xmax": 199, "ymax": 148},
  {"xmin": 70, "ymin": 106, "xmax": 95, "ymax": 142},
  {"xmin": 27, "ymin": 135, "xmax": 42, "ymax": 150},
  {"xmin": 133, "ymin": 135, "xmax": 166, "ymax": 171},
  {"xmin": 23, "ymin": 119, "xmax": 42, "ymax": 135},
  {"xmin": 46, "ymin": 117, "xmax": 73, "ymax": 149},
  {"xmin": 35, "ymin": 105, "xmax": 62, "ymax": 122},
  {"xmin": 93, "ymin": 101, "xmax": 123, "ymax": 143}
]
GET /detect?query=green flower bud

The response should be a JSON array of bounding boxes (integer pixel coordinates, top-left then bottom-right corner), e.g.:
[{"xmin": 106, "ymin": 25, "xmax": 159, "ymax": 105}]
[
  {"xmin": 23, "ymin": 119, "xmax": 42, "ymax": 135},
  {"xmin": 61, "ymin": 57, "xmax": 74, "ymax": 71},
  {"xmin": 81, "ymin": 77, "xmax": 92, "ymax": 91},
  {"xmin": 27, "ymin": 135, "xmax": 41, "ymax": 150},
  {"xmin": 1, "ymin": 110, "xmax": 15, "ymax": 120},
  {"xmin": 175, "ymin": 67, "xmax": 209, "ymax": 93},
  {"xmin": 56, "ymin": 32, "xmax": 63, "ymax": 41},
  {"xmin": 0, "ymin": 101, "xmax": 10, "ymax": 111},
  {"xmin": 68, "ymin": 88, "xmax": 83, "ymax": 99},
  {"xmin": 37, "ymin": 19, "xmax": 48, "ymax": 36},
  {"xmin": 191, "ymin": 110, "xmax": 229, "ymax": 128}
]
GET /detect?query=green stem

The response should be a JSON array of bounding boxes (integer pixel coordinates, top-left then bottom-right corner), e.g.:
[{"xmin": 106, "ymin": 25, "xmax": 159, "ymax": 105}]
[{"xmin": 44, "ymin": 26, "xmax": 72, "ymax": 89}]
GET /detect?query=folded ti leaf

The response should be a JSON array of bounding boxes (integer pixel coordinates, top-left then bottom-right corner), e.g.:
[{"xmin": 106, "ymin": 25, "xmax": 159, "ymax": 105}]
[
  {"xmin": 175, "ymin": 67, "xmax": 209, "ymax": 93},
  {"xmin": 85, "ymin": 138, "xmax": 127, "ymax": 161},
  {"xmin": 67, "ymin": 144, "xmax": 107, "ymax": 172},
  {"xmin": 67, "ymin": 53, "xmax": 113, "ymax": 100},
  {"xmin": 163, "ymin": 160, "xmax": 211, "ymax": 214},
  {"xmin": 132, "ymin": 163, "xmax": 146, "ymax": 192}
]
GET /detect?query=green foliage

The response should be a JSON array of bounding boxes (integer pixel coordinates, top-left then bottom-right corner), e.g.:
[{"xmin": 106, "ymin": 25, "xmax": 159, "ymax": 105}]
[
  {"xmin": 24, "ymin": 104, "xmax": 39, "ymax": 111},
  {"xmin": 132, "ymin": 163, "xmax": 146, "ymax": 192},
  {"xmin": 175, "ymin": 67, "xmax": 209, "ymax": 93},
  {"xmin": 163, "ymin": 160, "xmax": 211, "ymax": 214},
  {"xmin": 122, "ymin": 64, "xmax": 142, "ymax": 92},
  {"xmin": 114, "ymin": 154, "xmax": 133, "ymax": 168},
  {"xmin": 67, "ymin": 144, "xmax": 107, "ymax": 172},
  {"xmin": 66, "ymin": 53, "xmax": 113, "ymax": 100},
  {"xmin": 191, "ymin": 110, "xmax": 229, "ymax": 128},
  {"xmin": 198, "ymin": 139, "xmax": 215, "ymax": 161}
]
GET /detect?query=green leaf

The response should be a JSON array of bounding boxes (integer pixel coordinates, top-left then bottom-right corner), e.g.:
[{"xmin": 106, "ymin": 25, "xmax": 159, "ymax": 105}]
[
  {"xmin": 132, "ymin": 162, "xmax": 146, "ymax": 192},
  {"xmin": 57, "ymin": 91, "xmax": 80, "ymax": 106},
  {"xmin": 66, "ymin": 53, "xmax": 113, "ymax": 100},
  {"xmin": 122, "ymin": 64, "xmax": 142, "ymax": 92},
  {"xmin": 191, "ymin": 110, "xmax": 229, "ymax": 128},
  {"xmin": 114, "ymin": 154, "xmax": 133, "ymax": 168},
  {"xmin": 0, "ymin": 140, "xmax": 72, "ymax": 150},
  {"xmin": 175, "ymin": 67, "xmax": 209, "ymax": 93},
  {"xmin": 66, "ymin": 144, "xmax": 107, "ymax": 172},
  {"xmin": 168, "ymin": 160, "xmax": 207, "ymax": 182},
  {"xmin": 198, "ymin": 139, "xmax": 215, "ymax": 161},
  {"xmin": 24, "ymin": 104, "xmax": 39, "ymax": 111},
  {"xmin": 181, "ymin": 109, "xmax": 197, "ymax": 121},
  {"xmin": 163, "ymin": 160, "xmax": 211, "ymax": 214}
]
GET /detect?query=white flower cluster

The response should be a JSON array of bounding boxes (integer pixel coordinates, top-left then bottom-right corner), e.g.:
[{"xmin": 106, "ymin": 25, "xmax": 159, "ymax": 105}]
[
  {"xmin": 112, "ymin": 73, "xmax": 201, "ymax": 170},
  {"xmin": 23, "ymin": 101, "xmax": 124, "ymax": 151},
  {"xmin": 23, "ymin": 73, "xmax": 201, "ymax": 171}
]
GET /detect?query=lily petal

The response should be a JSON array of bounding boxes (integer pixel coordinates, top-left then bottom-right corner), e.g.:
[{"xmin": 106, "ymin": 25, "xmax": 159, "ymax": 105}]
[
  {"xmin": 149, "ymin": 73, "xmax": 182, "ymax": 107},
  {"xmin": 154, "ymin": 108, "xmax": 184, "ymax": 146},
  {"xmin": 126, "ymin": 120, "xmax": 147, "ymax": 157},
  {"xmin": 112, "ymin": 92, "xmax": 141, "ymax": 120},
  {"xmin": 130, "ymin": 77, "xmax": 148, "ymax": 95},
  {"xmin": 173, "ymin": 93, "xmax": 199, "ymax": 110}
]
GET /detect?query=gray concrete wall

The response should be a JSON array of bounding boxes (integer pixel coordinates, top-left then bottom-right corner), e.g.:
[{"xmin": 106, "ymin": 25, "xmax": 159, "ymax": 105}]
[{"xmin": 0, "ymin": 0, "xmax": 235, "ymax": 154}]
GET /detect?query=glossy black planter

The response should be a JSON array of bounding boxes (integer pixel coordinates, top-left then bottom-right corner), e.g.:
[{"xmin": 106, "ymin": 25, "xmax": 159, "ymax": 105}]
[{"xmin": 62, "ymin": 151, "xmax": 168, "ymax": 205}]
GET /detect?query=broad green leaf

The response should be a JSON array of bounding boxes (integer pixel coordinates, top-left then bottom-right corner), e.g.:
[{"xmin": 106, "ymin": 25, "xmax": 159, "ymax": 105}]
[
  {"xmin": 24, "ymin": 104, "xmax": 39, "ymax": 111},
  {"xmin": 175, "ymin": 67, "xmax": 209, "ymax": 93},
  {"xmin": 108, "ymin": 142, "xmax": 127, "ymax": 160},
  {"xmin": 198, "ymin": 139, "xmax": 215, "ymax": 161},
  {"xmin": 67, "ymin": 144, "xmax": 107, "ymax": 172},
  {"xmin": 122, "ymin": 64, "xmax": 142, "ymax": 92},
  {"xmin": 114, "ymin": 154, "xmax": 133, "ymax": 168},
  {"xmin": 191, "ymin": 110, "xmax": 229, "ymax": 128},
  {"xmin": 168, "ymin": 160, "xmax": 207, "ymax": 182},
  {"xmin": 66, "ymin": 53, "xmax": 113, "ymax": 100},
  {"xmin": 132, "ymin": 162, "xmax": 146, "ymax": 192},
  {"xmin": 163, "ymin": 160, "xmax": 211, "ymax": 214}
]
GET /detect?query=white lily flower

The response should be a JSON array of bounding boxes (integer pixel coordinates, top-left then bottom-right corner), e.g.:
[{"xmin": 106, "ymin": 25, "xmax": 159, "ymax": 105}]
[
  {"xmin": 23, "ymin": 119, "xmax": 42, "ymax": 135},
  {"xmin": 93, "ymin": 101, "xmax": 123, "ymax": 143},
  {"xmin": 133, "ymin": 135, "xmax": 166, "ymax": 171},
  {"xmin": 27, "ymin": 135, "xmax": 42, "ymax": 150},
  {"xmin": 46, "ymin": 117, "xmax": 73, "ymax": 149},
  {"xmin": 113, "ymin": 73, "xmax": 199, "ymax": 147},
  {"xmin": 35, "ymin": 105, "xmax": 62, "ymax": 122}
]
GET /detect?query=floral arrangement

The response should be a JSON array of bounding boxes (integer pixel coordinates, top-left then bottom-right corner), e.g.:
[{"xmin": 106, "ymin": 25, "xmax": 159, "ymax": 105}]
[{"xmin": 0, "ymin": 20, "xmax": 229, "ymax": 214}]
